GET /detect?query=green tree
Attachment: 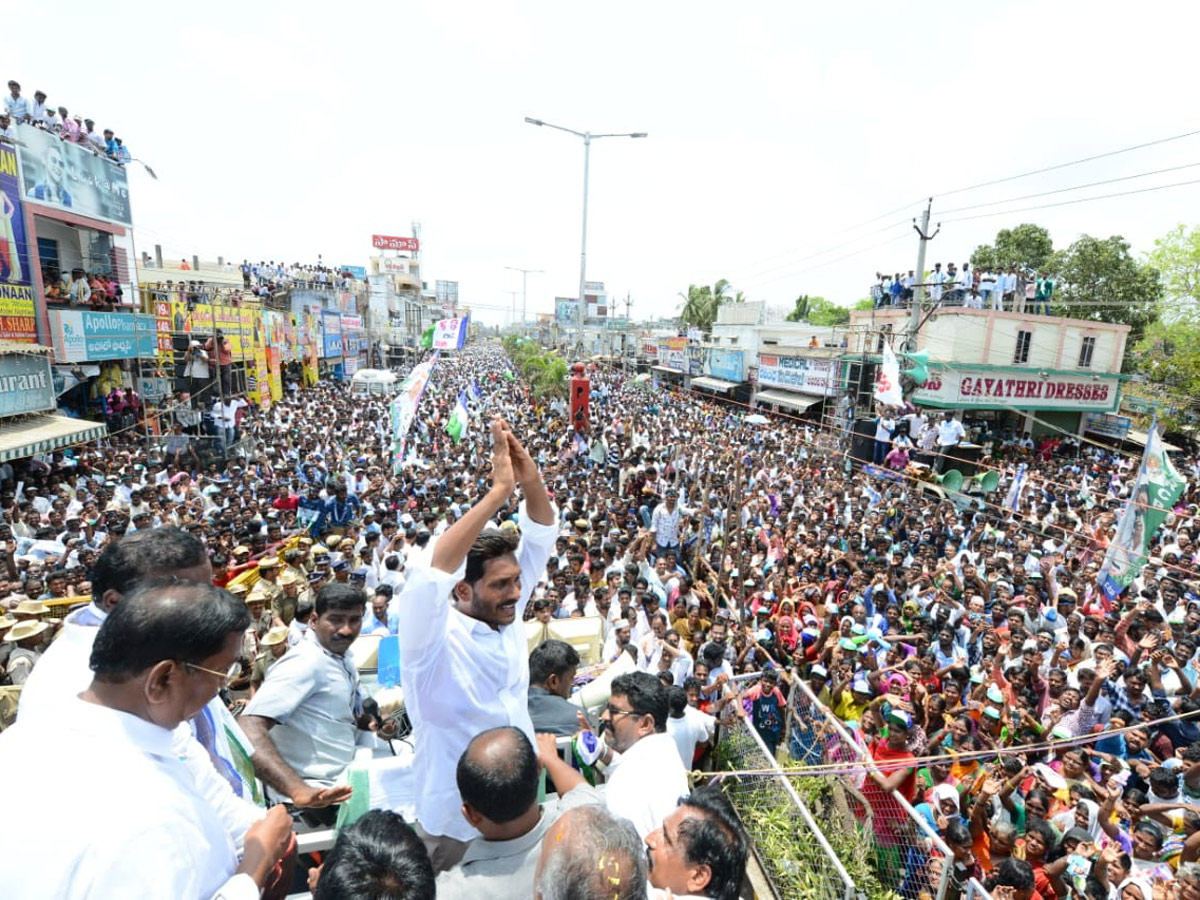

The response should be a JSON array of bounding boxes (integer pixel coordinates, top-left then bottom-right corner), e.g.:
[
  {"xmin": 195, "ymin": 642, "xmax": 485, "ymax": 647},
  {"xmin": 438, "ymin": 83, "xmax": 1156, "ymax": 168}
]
[
  {"xmin": 677, "ymin": 278, "xmax": 736, "ymax": 331},
  {"xmin": 1052, "ymin": 234, "xmax": 1162, "ymax": 354},
  {"xmin": 785, "ymin": 294, "xmax": 814, "ymax": 322},
  {"xmin": 784, "ymin": 294, "xmax": 851, "ymax": 326},
  {"xmin": 1132, "ymin": 318, "xmax": 1200, "ymax": 429},
  {"xmin": 970, "ymin": 223, "xmax": 1055, "ymax": 273},
  {"xmin": 1147, "ymin": 223, "xmax": 1200, "ymax": 324}
]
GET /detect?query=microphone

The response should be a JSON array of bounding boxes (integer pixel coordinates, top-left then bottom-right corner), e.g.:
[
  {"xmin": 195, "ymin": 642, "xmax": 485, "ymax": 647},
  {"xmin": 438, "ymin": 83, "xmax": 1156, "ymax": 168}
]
[{"xmin": 362, "ymin": 698, "xmax": 396, "ymax": 755}]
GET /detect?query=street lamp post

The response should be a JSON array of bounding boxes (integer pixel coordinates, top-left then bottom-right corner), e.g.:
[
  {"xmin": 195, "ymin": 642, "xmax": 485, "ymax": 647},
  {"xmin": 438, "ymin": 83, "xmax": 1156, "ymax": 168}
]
[{"xmin": 524, "ymin": 117, "xmax": 646, "ymax": 347}]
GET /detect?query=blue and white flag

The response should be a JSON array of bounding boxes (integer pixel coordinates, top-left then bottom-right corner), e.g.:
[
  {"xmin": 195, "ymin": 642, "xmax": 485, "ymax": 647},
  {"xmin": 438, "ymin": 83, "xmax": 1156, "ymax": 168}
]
[{"xmin": 1004, "ymin": 464, "xmax": 1026, "ymax": 511}]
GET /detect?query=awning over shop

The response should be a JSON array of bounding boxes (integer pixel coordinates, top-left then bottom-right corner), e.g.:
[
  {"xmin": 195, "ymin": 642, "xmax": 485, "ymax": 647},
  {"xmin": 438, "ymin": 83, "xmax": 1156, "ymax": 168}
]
[
  {"xmin": 690, "ymin": 376, "xmax": 739, "ymax": 392},
  {"xmin": 755, "ymin": 389, "xmax": 823, "ymax": 412},
  {"xmin": 0, "ymin": 414, "xmax": 108, "ymax": 463},
  {"xmin": 651, "ymin": 365, "xmax": 683, "ymax": 375},
  {"xmin": 1125, "ymin": 429, "xmax": 1182, "ymax": 453}
]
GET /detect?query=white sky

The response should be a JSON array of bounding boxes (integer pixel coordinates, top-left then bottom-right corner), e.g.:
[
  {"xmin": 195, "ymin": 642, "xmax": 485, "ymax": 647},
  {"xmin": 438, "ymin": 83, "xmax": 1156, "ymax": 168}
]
[{"xmin": 10, "ymin": 1, "xmax": 1200, "ymax": 325}]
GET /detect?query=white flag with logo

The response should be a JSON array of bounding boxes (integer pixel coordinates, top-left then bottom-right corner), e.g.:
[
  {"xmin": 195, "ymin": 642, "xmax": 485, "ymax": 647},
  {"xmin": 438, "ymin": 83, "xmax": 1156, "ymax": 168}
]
[{"xmin": 874, "ymin": 343, "xmax": 905, "ymax": 407}]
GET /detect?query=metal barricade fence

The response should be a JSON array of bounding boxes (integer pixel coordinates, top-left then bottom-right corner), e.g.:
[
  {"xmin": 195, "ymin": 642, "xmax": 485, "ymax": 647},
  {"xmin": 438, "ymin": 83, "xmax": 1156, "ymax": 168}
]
[
  {"xmin": 965, "ymin": 878, "xmax": 994, "ymax": 900},
  {"xmin": 787, "ymin": 679, "xmax": 977, "ymax": 900},
  {"xmin": 716, "ymin": 716, "xmax": 857, "ymax": 900}
]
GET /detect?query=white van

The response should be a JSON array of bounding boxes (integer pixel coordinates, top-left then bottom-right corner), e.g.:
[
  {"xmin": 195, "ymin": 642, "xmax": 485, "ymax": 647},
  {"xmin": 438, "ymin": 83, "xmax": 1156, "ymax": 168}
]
[{"xmin": 350, "ymin": 368, "xmax": 398, "ymax": 397}]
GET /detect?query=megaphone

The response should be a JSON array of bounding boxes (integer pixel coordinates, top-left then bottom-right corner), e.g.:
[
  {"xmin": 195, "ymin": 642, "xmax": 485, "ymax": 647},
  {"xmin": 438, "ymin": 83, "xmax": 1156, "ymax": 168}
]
[
  {"xmin": 933, "ymin": 469, "xmax": 964, "ymax": 493},
  {"xmin": 902, "ymin": 349, "xmax": 932, "ymax": 386},
  {"xmin": 969, "ymin": 470, "xmax": 1001, "ymax": 493}
]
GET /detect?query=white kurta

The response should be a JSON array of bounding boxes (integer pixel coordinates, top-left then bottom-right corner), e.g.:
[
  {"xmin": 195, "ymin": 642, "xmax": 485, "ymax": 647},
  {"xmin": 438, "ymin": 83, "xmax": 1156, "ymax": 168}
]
[
  {"xmin": 0, "ymin": 698, "xmax": 258, "ymax": 899},
  {"xmin": 398, "ymin": 501, "xmax": 558, "ymax": 841}
]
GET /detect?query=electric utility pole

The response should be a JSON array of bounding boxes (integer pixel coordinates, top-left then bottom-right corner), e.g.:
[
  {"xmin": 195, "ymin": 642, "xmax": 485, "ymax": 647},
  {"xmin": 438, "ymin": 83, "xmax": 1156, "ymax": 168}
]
[
  {"xmin": 908, "ymin": 198, "xmax": 940, "ymax": 350},
  {"xmin": 504, "ymin": 266, "xmax": 544, "ymax": 330}
]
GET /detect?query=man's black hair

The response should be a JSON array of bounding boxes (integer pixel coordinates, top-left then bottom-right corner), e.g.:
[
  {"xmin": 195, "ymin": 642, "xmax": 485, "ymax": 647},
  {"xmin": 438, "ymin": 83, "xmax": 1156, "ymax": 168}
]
[
  {"xmin": 987, "ymin": 858, "xmax": 1035, "ymax": 892},
  {"xmin": 529, "ymin": 639, "xmax": 580, "ymax": 686},
  {"xmin": 611, "ymin": 671, "xmax": 669, "ymax": 732},
  {"xmin": 313, "ymin": 809, "xmax": 435, "ymax": 900},
  {"xmin": 91, "ymin": 528, "xmax": 207, "ymax": 598},
  {"xmin": 90, "ymin": 580, "xmax": 249, "ymax": 682},
  {"xmin": 316, "ymin": 581, "xmax": 366, "ymax": 617},
  {"xmin": 675, "ymin": 788, "xmax": 749, "ymax": 900},
  {"xmin": 464, "ymin": 531, "xmax": 519, "ymax": 585},
  {"xmin": 455, "ymin": 726, "xmax": 538, "ymax": 824},
  {"xmin": 668, "ymin": 685, "xmax": 688, "ymax": 717}
]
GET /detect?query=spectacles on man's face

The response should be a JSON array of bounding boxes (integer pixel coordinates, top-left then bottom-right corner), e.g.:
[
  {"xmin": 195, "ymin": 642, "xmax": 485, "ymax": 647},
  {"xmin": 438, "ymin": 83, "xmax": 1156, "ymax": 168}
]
[
  {"xmin": 602, "ymin": 703, "xmax": 640, "ymax": 720},
  {"xmin": 185, "ymin": 660, "xmax": 241, "ymax": 687}
]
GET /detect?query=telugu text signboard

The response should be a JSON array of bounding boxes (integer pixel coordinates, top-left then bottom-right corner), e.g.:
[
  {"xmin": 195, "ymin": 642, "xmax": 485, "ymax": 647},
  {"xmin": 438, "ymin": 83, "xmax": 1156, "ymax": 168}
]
[
  {"xmin": 756, "ymin": 354, "xmax": 835, "ymax": 396},
  {"xmin": 17, "ymin": 126, "xmax": 132, "ymax": 225},
  {"xmin": 47, "ymin": 309, "xmax": 156, "ymax": 362},
  {"xmin": 431, "ymin": 316, "xmax": 469, "ymax": 350},
  {"xmin": 372, "ymin": 235, "xmax": 419, "ymax": 252},
  {"xmin": 913, "ymin": 368, "xmax": 1121, "ymax": 411}
]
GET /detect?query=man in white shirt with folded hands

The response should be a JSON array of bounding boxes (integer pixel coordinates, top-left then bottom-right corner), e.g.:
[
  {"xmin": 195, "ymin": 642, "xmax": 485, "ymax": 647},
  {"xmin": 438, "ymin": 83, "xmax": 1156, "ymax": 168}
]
[{"xmin": 398, "ymin": 418, "xmax": 558, "ymax": 872}]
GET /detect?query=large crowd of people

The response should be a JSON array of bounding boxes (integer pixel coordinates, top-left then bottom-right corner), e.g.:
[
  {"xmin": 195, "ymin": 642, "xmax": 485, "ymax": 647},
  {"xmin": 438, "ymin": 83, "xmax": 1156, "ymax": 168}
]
[
  {"xmin": 0, "ymin": 340, "xmax": 1196, "ymax": 899},
  {"xmin": 872, "ymin": 265, "xmax": 1056, "ymax": 314},
  {"xmin": 2, "ymin": 79, "xmax": 131, "ymax": 163}
]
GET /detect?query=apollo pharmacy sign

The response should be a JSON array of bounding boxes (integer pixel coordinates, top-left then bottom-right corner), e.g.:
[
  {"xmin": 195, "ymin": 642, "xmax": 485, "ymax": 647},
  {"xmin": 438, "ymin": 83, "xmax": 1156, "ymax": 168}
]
[{"xmin": 913, "ymin": 368, "xmax": 1121, "ymax": 412}]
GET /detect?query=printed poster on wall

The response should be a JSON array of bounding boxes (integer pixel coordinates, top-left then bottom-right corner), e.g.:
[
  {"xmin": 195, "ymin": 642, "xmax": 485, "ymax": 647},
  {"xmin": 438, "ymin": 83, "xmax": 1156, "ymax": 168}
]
[{"xmin": 0, "ymin": 144, "xmax": 37, "ymax": 342}]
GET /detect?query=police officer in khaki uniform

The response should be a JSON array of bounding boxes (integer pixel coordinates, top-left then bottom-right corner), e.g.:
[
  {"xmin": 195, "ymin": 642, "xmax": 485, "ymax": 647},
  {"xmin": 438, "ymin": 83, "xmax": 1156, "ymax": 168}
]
[
  {"xmin": 247, "ymin": 555, "xmax": 283, "ymax": 614},
  {"xmin": 273, "ymin": 570, "xmax": 301, "ymax": 627},
  {"xmin": 250, "ymin": 625, "xmax": 290, "ymax": 696}
]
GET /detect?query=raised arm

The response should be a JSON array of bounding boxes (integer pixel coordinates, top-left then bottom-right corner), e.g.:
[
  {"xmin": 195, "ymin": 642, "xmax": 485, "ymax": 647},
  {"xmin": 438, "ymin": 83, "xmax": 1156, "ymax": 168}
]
[{"xmin": 430, "ymin": 419, "xmax": 516, "ymax": 574}]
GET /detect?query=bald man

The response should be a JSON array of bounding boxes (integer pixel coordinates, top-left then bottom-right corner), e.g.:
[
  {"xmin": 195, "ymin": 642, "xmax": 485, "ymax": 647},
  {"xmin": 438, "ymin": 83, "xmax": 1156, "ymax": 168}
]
[
  {"xmin": 533, "ymin": 804, "xmax": 648, "ymax": 900},
  {"xmin": 436, "ymin": 726, "xmax": 598, "ymax": 900}
]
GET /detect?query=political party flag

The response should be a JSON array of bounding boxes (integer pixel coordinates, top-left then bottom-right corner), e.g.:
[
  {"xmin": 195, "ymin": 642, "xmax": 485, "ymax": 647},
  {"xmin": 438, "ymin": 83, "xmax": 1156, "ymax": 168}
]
[
  {"xmin": 1097, "ymin": 419, "xmax": 1186, "ymax": 600},
  {"xmin": 874, "ymin": 343, "xmax": 905, "ymax": 407},
  {"xmin": 420, "ymin": 325, "xmax": 434, "ymax": 349},
  {"xmin": 503, "ymin": 370, "xmax": 516, "ymax": 382},
  {"xmin": 1004, "ymin": 463, "xmax": 1026, "ymax": 511},
  {"xmin": 470, "ymin": 379, "xmax": 482, "ymax": 401},
  {"xmin": 446, "ymin": 391, "xmax": 470, "ymax": 444}
]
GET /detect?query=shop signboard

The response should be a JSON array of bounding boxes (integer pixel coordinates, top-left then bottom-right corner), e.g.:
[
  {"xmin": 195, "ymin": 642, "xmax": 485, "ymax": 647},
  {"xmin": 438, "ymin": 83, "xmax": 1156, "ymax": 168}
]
[
  {"xmin": 1082, "ymin": 412, "xmax": 1133, "ymax": 439},
  {"xmin": 17, "ymin": 126, "xmax": 132, "ymax": 225},
  {"xmin": 687, "ymin": 344, "xmax": 705, "ymax": 376},
  {"xmin": 47, "ymin": 309, "xmax": 156, "ymax": 362},
  {"xmin": 708, "ymin": 348, "xmax": 744, "ymax": 383},
  {"xmin": 340, "ymin": 265, "xmax": 366, "ymax": 279},
  {"xmin": 0, "ymin": 352, "xmax": 55, "ymax": 416},
  {"xmin": 321, "ymin": 310, "xmax": 343, "ymax": 358},
  {"xmin": 660, "ymin": 337, "xmax": 686, "ymax": 371},
  {"xmin": 0, "ymin": 145, "xmax": 37, "ymax": 342},
  {"xmin": 641, "ymin": 339, "xmax": 659, "ymax": 359},
  {"xmin": 372, "ymin": 235, "xmax": 419, "ymax": 251},
  {"xmin": 757, "ymin": 354, "xmax": 835, "ymax": 396},
  {"xmin": 913, "ymin": 367, "xmax": 1121, "ymax": 411},
  {"xmin": 555, "ymin": 298, "xmax": 578, "ymax": 323}
]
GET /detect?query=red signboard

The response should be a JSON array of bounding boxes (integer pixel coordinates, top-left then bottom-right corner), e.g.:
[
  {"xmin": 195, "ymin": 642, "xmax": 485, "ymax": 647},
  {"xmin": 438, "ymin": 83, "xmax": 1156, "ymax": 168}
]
[{"xmin": 372, "ymin": 235, "xmax": 420, "ymax": 252}]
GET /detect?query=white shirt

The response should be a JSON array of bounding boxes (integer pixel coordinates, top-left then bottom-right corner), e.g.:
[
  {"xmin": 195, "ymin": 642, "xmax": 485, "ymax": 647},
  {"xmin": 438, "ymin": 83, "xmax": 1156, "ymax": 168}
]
[
  {"xmin": 937, "ymin": 418, "xmax": 966, "ymax": 447},
  {"xmin": 0, "ymin": 697, "xmax": 258, "ymax": 900},
  {"xmin": 398, "ymin": 501, "xmax": 558, "ymax": 841},
  {"xmin": 604, "ymin": 731, "xmax": 689, "ymax": 840},
  {"xmin": 242, "ymin": 628, "xmax": 360, "ymax": 789},
  {"xmin": 666, "ymin": 706, "xmax": 716, "ymax": 769}
]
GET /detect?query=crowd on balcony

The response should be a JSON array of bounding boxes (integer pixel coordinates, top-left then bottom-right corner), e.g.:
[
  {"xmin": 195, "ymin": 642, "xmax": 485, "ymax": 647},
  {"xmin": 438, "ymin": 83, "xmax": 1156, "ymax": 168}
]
[
  {"xmin": 872, "ymin": 264, "xmax": 1057, "ymax": 315},
  {"xmin": 239, "ymin": 260, "xmax": 358, "ymax": 293},
  {"xmin": 42, "ymin": 266, "xmax": 124, "ymax": 310},
  {"xmin": 2, "ymin": 79, "xmax": 131, "ymax": 165}
]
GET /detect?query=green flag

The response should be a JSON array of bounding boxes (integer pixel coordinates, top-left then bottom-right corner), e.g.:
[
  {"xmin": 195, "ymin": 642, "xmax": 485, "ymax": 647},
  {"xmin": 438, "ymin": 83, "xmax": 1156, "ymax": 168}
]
[
  {"xmin": 420, "ymin": 325, "xmax": 434, "ymax": 349},
  {"xmin": 445, "ymin": 391, "xmax": 469, "ymax": 444}
]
